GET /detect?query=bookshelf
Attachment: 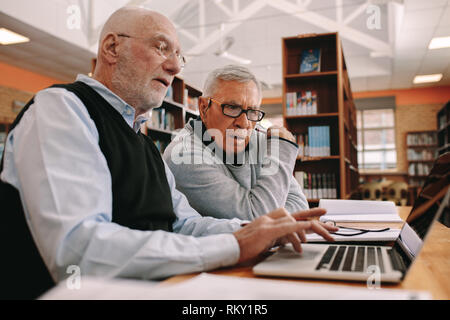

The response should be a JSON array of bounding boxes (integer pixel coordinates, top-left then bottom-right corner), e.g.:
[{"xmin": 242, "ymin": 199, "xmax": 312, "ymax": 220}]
[
  {"xmin": 282, "ymin": 32, "xmax": 358, "ymax": 206},
  {"xmin": 406, "ymin": 131, "xmax": 438, "ymax": 187},
  {"xmin": 437, "ymin": 101, "xmax": 450, "ymax": 156}
]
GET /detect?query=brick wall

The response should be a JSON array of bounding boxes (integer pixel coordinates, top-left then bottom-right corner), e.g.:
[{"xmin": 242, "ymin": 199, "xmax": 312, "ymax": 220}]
[
  {"xmin": 0, "ymin": 85, "xmax": 33, "ymax": 123},
  {"xmin": 396, "ymin": 103, "xmax": 443, "ymax": 172}
]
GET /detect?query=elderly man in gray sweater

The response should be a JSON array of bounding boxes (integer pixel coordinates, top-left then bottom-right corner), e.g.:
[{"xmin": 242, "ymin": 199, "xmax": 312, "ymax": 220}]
[{"xmin": 163, "ymin": 65, "xmax": 308, "ymax": 221}]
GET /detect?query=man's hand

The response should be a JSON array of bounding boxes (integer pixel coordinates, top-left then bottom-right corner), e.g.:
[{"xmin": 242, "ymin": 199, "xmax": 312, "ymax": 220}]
[
  {"xmin": 233, "ymin": 208, "xmax": 338, "ymax": 264},
  {"xmin": 266, "ymin": 126, "xmax": 296, "ymax": 144}
]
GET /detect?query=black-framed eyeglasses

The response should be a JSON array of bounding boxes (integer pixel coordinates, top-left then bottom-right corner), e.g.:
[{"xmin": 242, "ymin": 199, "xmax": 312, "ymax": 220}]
[
  {"xmin": 324, "ymin": 220, "xmax": 390, "ymax": 237},
  {"xmin": 208, "ymin": 98, "xmax": 265, "ymax": 122},
  {"xmin": 117, "ymin": 33, "xmax": 186, "ymax": 68}
]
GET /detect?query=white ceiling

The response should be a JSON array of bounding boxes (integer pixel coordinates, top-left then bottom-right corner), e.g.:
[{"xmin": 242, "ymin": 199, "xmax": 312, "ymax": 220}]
[{"xmin": 0, "ymin": 0, "xmax": 449, "ymax": 96}]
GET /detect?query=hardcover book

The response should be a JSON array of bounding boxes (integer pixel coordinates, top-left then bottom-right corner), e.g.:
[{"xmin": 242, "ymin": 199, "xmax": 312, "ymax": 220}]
[{"xmin": 299, "ymin": 48, "xmax": 321, "ymax": 73}]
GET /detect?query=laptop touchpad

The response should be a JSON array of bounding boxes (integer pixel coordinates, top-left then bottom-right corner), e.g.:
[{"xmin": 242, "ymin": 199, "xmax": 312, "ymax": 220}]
[{"xmin": 276, "ymin": 246, "xmax": 321, "ymax": 260}]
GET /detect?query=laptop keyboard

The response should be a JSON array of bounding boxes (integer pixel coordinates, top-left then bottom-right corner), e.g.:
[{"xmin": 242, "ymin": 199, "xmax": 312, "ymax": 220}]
[{"xmin": 315, "ymin": 245, "xmax": 385, "ymax": 273}]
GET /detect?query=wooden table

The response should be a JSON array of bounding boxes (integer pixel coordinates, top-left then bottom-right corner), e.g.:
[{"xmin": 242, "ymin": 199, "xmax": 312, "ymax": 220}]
[{"xmin": 163, "ymin": 207, "xmax": 450, "ymax": 299}]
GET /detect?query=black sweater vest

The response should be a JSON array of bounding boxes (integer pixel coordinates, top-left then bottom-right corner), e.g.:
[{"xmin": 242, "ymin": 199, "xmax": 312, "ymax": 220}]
[{"xmin": 0, "ymin": 81, "xmax": 176, "ymax": 299}]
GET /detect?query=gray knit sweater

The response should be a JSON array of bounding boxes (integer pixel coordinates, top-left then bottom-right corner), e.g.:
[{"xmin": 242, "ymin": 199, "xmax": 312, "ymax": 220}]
[{"xmin": 163, "ymin": 120, "xmax": 309, "ymax": 220}]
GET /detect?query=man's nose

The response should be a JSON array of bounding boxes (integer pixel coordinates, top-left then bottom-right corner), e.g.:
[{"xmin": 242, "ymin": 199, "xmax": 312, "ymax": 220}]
[
  {"xmin": 234, "ymin": 111, "xmax": 250, "ymax": 128},
  {"xmin": 162, "ymin": 54, "xmax": 182, "ymax": 75}
]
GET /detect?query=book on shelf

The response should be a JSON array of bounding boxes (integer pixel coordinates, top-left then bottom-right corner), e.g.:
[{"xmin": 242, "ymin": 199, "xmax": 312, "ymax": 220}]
[
  {"xmin": 408, "ymin": 162, "xmax": 433, "ymax": 176},
  {"xmin": 285, "ymin": 91, "xmax": 317, "ymax": 116},
  {"xmin": 153, "ymin": 139, "xmax": 170, "ymax": 154},
  {"xmin": 183, "ymin": 88, "xmax": 189, "ymax": 107},
  {"xmin": 149, "ymin": 108, "xmax": 175, "ymax": 132},
  {"xmin": 299, "ymin": 48, "xmax": 321, "ymax": 73},
  {"xmin": 438, "ymin": 114, "xmax": 447, "ymax": 130},
  {"xmin": 295, "ymin": 172, "xmax": 337, "ymax": 199},
  {"xmin": 407, "ymin": 148, "xmax": 436, "ymax": 161},
  {"xmin": 406, "ymin": 132, "xmax": 437, "ymax": 146},
  {"xmin": 294, "ymin": 125, "xmax": 330, "ymax": 157},
  {"xmin": 165, "ymin": 85, "xmax": 173, "ymax": 101}
]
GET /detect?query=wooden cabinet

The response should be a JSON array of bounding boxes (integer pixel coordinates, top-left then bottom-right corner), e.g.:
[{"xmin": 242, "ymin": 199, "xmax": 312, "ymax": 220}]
[
  {"xmin": 437, "ymin": 101, "xmax": 450, "ymax": 156},
  {"xmin": 282, "ymin": 32, "xmax": 358, "ymax": 206},
  {"xmin": 406, "ymin": 131, "xmax": 438, "ymax": 187},
  {"xmin": 141, "ymin": 76, "xmax": 202, "ymax": 153}
]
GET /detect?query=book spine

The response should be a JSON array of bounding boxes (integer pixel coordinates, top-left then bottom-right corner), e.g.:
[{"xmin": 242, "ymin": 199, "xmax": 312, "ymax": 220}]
[
  {"xmin": 304, "ymin": 173, "xmax": 310, "ymax": 198},
  {"xmin": 317, "ymin": 173, "xmax": 323, "ymax": 199}
]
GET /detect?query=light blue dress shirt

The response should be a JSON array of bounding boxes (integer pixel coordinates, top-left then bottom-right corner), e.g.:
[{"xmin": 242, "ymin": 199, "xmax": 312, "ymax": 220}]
[{"xmin": 0, "ymin": 74, "xmax": 242, "ymax": 283}]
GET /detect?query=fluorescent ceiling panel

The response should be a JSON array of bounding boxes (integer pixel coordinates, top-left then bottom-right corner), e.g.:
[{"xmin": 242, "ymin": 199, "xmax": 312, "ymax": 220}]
[{"xmin": 0, "ymin": 27, "xmax": 29, "ymax": 45}]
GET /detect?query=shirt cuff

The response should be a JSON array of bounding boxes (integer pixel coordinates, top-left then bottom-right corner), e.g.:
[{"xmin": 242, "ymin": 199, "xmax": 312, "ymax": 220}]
[{"xmin": 197, "ymin": 234, "xmax": 240, "ymax": 271}]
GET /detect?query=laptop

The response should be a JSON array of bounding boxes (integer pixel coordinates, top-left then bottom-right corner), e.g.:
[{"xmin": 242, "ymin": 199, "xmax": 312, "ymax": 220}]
[{"xmin": 253, "ymin": 153, "xmax": 450, "ymax": 283}]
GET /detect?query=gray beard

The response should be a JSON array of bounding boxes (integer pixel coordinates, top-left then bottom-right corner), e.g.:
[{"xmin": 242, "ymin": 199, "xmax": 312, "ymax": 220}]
[{"xmin": 111, "ymin": 63, "xmax": 164, "ymax": 112}]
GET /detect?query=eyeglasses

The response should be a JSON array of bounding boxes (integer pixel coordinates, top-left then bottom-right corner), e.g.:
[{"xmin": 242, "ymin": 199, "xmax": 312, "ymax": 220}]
[
  {"xmin": 208, "ymin": 98, "xmax": 265, "ymax": 122},
  {"xmin": 117, "ymin": 33, "xmax": 186, "ymax": 68},
  {"xmin": 324, "ymin": 220, "xmax": 390, "ymax": 237}
]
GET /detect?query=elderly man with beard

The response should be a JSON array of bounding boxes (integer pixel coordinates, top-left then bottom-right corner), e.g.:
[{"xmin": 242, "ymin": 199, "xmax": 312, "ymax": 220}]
[{"xmin": 0, "ymin": 7, "xmax": 335, "ymax": 299}]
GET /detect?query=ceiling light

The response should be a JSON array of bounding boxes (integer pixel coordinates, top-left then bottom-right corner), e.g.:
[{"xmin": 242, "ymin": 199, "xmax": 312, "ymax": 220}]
[
  {"xmin": 0, "ymin": 28, "xmax": 29, "ymax": 45},
  {"xmin": 428, "ymin": 36, "xmax": 450, "ymax": 49},
  {"xmin": 413, "ymin": 74, "xmax": 443, "ymax": 84}
]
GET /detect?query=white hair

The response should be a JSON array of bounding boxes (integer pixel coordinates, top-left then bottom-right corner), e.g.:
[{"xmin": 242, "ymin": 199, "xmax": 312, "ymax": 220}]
[{"xmin": 203, "ymin": 65, "xmax": 262, "ymax": 101}]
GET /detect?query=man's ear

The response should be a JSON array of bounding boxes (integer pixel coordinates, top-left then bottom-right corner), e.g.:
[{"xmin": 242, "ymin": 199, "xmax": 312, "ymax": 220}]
[
  {"xmin": 101, "ymin": 33, "xmax": 120, "ymax": 64},
  {"xmin": 199, "ymin": 96, "xmax": 209, "ymax": 122}
]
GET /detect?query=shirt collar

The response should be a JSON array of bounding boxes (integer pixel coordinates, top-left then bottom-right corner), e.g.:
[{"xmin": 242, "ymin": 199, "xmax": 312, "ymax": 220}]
[{"xmin": 76, "ymin": 74, "xmax": 147, "ymax": 133}]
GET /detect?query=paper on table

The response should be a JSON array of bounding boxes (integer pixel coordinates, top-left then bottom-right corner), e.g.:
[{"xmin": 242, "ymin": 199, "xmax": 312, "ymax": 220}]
[
  {"xmin": 306, "ymin": 228, "xmax": 401, "ymax": 242},
  {"xmin": 40, "ymin": 273, "xmax": 431, "ymax": 300},
  {"xmin": 319, "ymin": 199, "xmax": 403, "ymax": 222}
]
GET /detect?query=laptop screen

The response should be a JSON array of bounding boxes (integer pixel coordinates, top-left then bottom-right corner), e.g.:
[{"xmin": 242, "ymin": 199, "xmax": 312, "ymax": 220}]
[{"xmin": 395, "ymin": 152, "xmax": 450, "ymax": 270}]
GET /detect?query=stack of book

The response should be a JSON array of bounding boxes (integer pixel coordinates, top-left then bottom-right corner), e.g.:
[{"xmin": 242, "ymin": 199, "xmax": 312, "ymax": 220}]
[
  {"xmin": 294, "ymin": 126, "xmax": 330, "ymax": 157},
  {"xmin": 149, "ymin": 108, "xmax": 175, "ymax": 132},
  {"xmin": 407, "ymin": 148, "xmax": 436, "ymax": 161},
  {"xmin": 294, "ymin": 172, "xmax": 337, "ymax": 199},
  {"xmin": 406, "ymin": 132, "xmax": 437, "ymax": 146},
  {"xmin": 408, "ymin": 162, "xmax": 433, "ymax": 176},
  {"xmin": 286, "ymin": 91, "xmax": 317, "ymax": 116}
]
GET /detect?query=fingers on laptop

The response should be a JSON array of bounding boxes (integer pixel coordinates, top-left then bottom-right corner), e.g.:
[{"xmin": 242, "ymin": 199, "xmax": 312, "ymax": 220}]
[
  {"xmin": 291, "ymin": 208, "xmax": 327, "ymax": 221},
  {"xmin": 310, "ymin": 221, "xmax": 336, "ymax": 242}
]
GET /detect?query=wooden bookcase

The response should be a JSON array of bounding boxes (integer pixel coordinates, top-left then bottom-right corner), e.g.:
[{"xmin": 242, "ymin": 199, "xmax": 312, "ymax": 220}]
[
  {"xmin": 141, "ymin": 76, "xmax": 202, "ymax": 154},
  {"xmin": 282, "ymin": 32, "xmax": 358, "ymax": 206},
  {"xmin": 437, "ymin": 101, "xmax": 450, "ymax": 156},
  {"xmin": 406, "ymin": 131, "xmax": 438, "ymax": 187}
]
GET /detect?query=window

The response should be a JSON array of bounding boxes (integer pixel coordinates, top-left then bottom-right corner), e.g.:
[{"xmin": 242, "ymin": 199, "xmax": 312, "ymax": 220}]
[{"xmin": 356, "ymin": 97, "xmax": 397, "ymax": 170}]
